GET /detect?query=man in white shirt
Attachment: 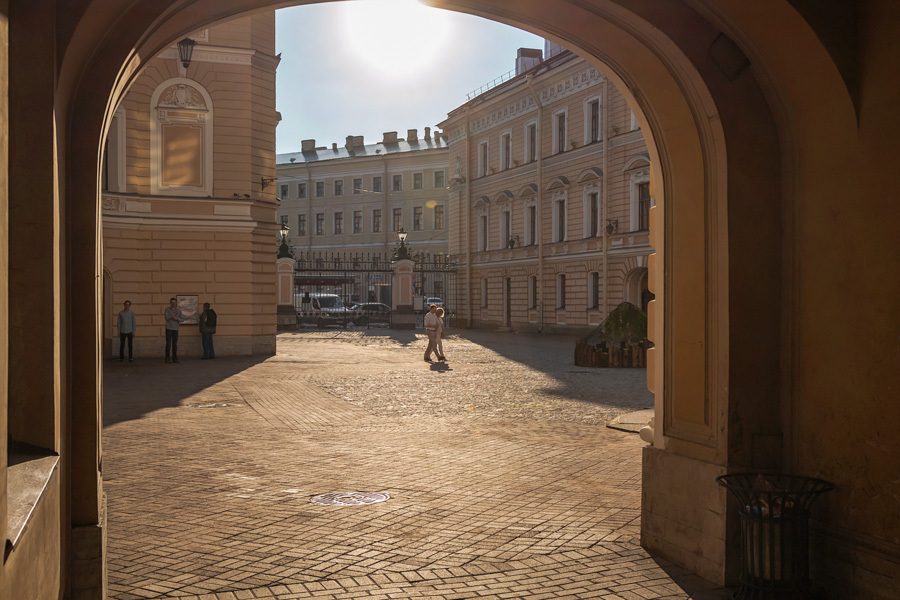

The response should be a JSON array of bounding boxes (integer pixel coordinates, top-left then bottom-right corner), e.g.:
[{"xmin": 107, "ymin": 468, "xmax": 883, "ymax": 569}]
[{"xmin": 423, "ymin": 304, "xmax": 443, "ymax": 362}]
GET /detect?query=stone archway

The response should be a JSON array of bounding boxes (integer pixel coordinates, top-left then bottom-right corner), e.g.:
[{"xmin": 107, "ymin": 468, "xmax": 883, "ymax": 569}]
[{"xmin": 10, "ymin": 1, "xmax": 894, "ymax": 598}]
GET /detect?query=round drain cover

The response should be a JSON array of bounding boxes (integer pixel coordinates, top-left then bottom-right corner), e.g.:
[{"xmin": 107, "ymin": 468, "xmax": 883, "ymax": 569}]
[{"xmin": 310, "ymin": 492, "xmax": 390, "ymax": 506}]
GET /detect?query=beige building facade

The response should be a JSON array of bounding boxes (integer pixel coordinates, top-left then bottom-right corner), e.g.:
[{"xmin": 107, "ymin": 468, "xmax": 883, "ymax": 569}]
[
  {"xmin": 441, "ymin": 45, "xmax": 651, "ymax": 333},
  {"xmin": 276, "ymin": 130, "xmax": 449, "ymax": 258},
  {"xmin": 2, "ymin": 2, "xmax": 899, "ymax": 599},
  {"xmin": 101, "ymin": 15, "xmax": 280, "ymax": 359}
]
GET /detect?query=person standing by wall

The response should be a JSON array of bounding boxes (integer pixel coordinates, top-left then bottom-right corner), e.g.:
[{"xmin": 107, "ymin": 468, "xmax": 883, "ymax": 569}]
[
  {"xmin": 199, "ymin": 302, "xmax": 217, "ymax": 360},
  {"xmin": 117, "ymin": 300, "xmax": 136, "ymax": 362},
  {"xmin": 164, "ymin": 297, "xmax": 182, "ymax": 363}
]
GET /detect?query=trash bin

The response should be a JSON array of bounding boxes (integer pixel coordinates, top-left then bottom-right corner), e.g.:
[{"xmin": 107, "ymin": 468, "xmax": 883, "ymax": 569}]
[{"xmin": 716, "ymin": 472, "xmax": 834, "ymax": 600}]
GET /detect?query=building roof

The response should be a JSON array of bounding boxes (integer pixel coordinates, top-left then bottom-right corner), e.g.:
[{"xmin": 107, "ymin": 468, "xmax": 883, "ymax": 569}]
[{"xmin": 277, "ymin": 138, "xmax": 448, "ymax": 166}]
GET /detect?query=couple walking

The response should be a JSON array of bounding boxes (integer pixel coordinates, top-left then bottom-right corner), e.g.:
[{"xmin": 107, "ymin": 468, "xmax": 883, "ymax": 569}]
[{"xmin": 424, "ymin": 304, "xmax": 448, "ymax": 363}]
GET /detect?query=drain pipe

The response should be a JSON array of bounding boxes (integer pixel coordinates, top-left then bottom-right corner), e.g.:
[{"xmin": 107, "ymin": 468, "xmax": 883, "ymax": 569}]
[
  {"xmin": 602, "ymin": 77, "xmax": 611, "ymax": 316},
  {"xmin": 526, "ymin": 75, "xmax": 544, "ymax": 332},
  {"xmin": 305, "ymin": 163, "xmax": 313, "ymax": 252},
  {"xmin": 464, "ymin": 108, "xmax": 473, "ymax": 328}
]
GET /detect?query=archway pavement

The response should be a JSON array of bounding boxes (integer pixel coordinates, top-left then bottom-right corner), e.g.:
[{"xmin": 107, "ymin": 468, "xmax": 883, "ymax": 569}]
[{"xmin": 103, "ymin": 329, "xmax": 728, "ymax": 600}]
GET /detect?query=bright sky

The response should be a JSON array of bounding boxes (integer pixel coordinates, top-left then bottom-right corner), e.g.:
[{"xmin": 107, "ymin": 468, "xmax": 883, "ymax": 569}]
[{"xmin": 275, "ymin": 0, "xmax": 545, "ymax": 154}]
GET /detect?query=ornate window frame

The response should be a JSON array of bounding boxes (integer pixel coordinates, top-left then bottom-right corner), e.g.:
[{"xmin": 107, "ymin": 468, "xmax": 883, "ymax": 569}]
[
  {"xmin": 583, "ymin": 94, "xmax": 602, "ymax": 145},
  {"xmin": 475, "ymin": 196, "xmax": 490, "ymax": 252},
  {"xmin": 150, "ymin": 78, "xmax": 214, "ymax": 197}
]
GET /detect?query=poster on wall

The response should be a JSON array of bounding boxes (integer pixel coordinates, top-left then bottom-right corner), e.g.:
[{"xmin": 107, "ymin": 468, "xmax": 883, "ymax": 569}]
[{"xmin": 176, "ymin": 294, "xmax": 199, "ymax": 325}]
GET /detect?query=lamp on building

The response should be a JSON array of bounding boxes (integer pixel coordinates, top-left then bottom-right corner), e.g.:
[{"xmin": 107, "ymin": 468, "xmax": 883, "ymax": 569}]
[
  {"xmin": 261, "ymin": 176, "xmax": 276, "ymax": 190},
  {"xmin": 177, "ymin": 38, "xmax": 197, "ymax": 69},
  {"xmin": 277, "ymin": 223, "xmax": 292, "ymax": 258},
  {"xmin": 395, "ymin": 227, "xmax": 411, "ymax": 261},
  {"xmin": 606, "ymin": 219, "xmax": 619, "ymax": 236}
]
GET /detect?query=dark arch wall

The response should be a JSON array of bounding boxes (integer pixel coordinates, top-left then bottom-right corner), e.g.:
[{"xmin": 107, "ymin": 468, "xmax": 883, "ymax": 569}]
[{"xmin": 2, "ymin": 1, "xmax": 898, "ymax": 598}]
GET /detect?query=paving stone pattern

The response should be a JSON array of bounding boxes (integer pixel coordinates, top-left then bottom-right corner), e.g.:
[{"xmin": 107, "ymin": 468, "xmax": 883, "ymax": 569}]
[{"xmin": 103, "ymin": 330, "xmax": 728, "ymax": 600}]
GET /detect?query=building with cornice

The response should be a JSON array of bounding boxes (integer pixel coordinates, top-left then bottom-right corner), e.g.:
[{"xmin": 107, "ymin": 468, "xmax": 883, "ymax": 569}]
[
  {"xmin": 440, "ymin": 43, "xmax": 652, "ymax": 333},
  {"xmin": 101, "ymin": 14, "xmax": 280, "ymax": 358},
  {"xmin": 275, "ymin": 129, "xmax": 449, "ymax": 259}
]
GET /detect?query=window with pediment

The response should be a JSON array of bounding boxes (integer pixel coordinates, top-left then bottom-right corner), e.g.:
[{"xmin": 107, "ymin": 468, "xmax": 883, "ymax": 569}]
[{"xmin": 151, "ymin": 78, "xmax": 213, "ymax": 196}]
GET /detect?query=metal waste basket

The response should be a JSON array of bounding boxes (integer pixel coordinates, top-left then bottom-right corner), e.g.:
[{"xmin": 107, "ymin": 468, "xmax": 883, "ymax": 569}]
[{"xmin": 716, "ymin": 472, "xmax": 834, "ymax": 600}]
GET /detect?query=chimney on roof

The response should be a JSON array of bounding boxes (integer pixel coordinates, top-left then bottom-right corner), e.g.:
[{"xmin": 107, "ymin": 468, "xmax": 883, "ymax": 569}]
[
  {"xmin": 346, "ymin": 135, "xmax": 355, "ymax": 151},
  {"xmin": 424, "ymin": 127, "xmax": 431, "ymax": 141},
  {"xmin": 383, "ymin": 131, "xmax": 398, "ymax": 144},
  {"xmin": 301, "ymin": 139, "xmax": 316, "ymax": 152},
  {"xmin": 407, "ymin": 129, "xmax": 418, "ymax": 143},
  {"xmin": 516, "ymin": 48, "xmax": 543, "ymax": 75},
  {"xmin": 332, "ymin": 143, "xmax": 338, "ymax": 151}
]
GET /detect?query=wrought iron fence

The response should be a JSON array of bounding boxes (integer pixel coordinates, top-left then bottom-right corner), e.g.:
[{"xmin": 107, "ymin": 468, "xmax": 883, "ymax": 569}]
[{"xmin": 291, "ymin": 250, "xmax": 457, "ymax": 328}]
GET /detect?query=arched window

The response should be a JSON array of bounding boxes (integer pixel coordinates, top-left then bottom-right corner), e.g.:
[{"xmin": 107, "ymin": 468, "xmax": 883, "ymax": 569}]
[{"xmin": 150, "ymin": 78, "xmax": 214, "ymax": 196}]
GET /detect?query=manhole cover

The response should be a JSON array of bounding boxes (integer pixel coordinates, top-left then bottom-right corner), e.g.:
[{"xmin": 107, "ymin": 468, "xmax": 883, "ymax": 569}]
[{"xmin": 309, "ymin": 492, "xmax": 390, "ymax": 506}]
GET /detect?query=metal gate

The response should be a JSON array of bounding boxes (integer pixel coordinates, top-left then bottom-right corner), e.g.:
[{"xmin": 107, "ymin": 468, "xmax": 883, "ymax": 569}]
[{"xmin": 291, "ymin": 250, "xmax": 457, "ymax": 328}]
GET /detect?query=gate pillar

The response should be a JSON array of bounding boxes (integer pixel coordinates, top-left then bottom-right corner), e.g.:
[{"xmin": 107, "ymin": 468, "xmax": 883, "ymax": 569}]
[
  {"xmin": 391, "ymin": 258, "xmax": 416, "ymax": 329},
  {"xmin": 276, "ymin": 256, "xmax": 297, "ymax": 330}
]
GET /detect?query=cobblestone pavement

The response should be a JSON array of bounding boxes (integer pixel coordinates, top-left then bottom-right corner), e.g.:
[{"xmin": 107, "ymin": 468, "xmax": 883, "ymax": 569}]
[{"xmin": 103, "ymin": 329, "xmax": 729, "ymax": 600}]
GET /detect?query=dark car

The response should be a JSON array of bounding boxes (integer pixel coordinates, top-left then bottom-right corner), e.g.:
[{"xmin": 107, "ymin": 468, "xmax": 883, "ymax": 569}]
[{"xmin": 349, "ymin": 303, "xmax": 392, "ymax": 326}]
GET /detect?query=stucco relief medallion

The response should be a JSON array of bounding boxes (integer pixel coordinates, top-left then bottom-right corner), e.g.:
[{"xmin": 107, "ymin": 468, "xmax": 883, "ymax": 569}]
[
  {"xmin": 158, "ymin": 84, "xmax": 207, "ymax": 110},
  {"xmin": 101, "ymin": 197, "xmax": 121, "ymax": 212}
]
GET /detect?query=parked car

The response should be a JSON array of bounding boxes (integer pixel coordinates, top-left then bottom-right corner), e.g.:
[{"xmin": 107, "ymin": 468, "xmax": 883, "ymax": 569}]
[
  {"xmin": 296, "ymin": 292, "xmax": 352, "ymax": 328},
  {"xmin": 349, "ymin": 302, "xmax": 392, "ymax": 326},
  {"xmin": 422, "ymin": 297, "xmax": 445, "ymax": 314}
]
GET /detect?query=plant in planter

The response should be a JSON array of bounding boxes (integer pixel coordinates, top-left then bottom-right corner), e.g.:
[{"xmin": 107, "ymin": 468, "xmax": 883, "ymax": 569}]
[{"xmin": 602, "ymin": 301, "xmax": 647, "ymax": 346}]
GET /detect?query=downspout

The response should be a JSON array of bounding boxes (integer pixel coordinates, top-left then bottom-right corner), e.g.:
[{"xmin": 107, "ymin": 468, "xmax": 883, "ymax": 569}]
[
  {"xmin": 526, "ymin": 75, "xmax": 544, "ymax": 333},
  {"xmin": 602, "ymin": 78, "xmax": 610, "ymax": 316},
  {"xmin": 383, "ymin": 154, "xmax": 390, "ymax": 257},
  {"xmin": 305, "ymin": 163, "xmax": 313, "ymax": 252},
  {"xmin": 464, "ymin": 108, "xmax": 473, "ymax": 328}
]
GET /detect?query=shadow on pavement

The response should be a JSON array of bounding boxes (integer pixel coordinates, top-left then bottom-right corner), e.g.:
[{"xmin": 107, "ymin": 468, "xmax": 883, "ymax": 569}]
[
  {"xmin": 444, "ymin": 328, "xmax": 654, "ymax": 411},
  {"xmin": 653, "ymin": 559, "xmax": 733, "ymax": 599},
  {"xmin": 102, "ymin": 355, "xmax": 269, "ymax": 427}
]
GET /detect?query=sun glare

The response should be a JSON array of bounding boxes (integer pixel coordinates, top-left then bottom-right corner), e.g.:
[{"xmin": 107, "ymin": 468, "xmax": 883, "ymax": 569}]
[{"xmin": 341, "ymin": 0, "xmax": 452, "ymax": 78}]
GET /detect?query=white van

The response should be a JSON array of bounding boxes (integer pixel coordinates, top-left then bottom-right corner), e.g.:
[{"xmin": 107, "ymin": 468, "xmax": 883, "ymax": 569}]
[{"xmin": 295, "ymin": 292, "xmax": 352, "ymax": 328}]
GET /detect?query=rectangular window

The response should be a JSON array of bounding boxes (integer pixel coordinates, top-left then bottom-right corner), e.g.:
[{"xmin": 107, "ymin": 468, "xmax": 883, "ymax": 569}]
[
  {"xmin": 590, "ymin": 192, "xmax": 600, "ymax": 237},
  {"xmin": 479, "ymin": 141, "xmax": 489, "ymax": 177},
  {"xmin": 413, "ymin": 206, "xmax": 423, "ymax": 230},
  {"xmin": 527, "ymin": 205, "xmax": 536, "ymax": 245},
  {"xmin": 434, "ymin": 171, "xmax": 445, "ymax": 188},
  {"xmin": 413, "ymin": 172, "xmax": 423, "ymax": 189},
  {"xmin": 529, "ymin": 275, "xmax": 538, "ymax": 309},
  {"xmin": 279, "ymin": 214, "xmax": 289, "ymax": 227},
  {"xmin": 298, "ymin": 182, "xmax": 307, "ymax": 198},
  {"xmin": 353, "ymin": 178, "xmax": 362, "ymax": 194},
  {"xmin": 557, "ymin": 274, "xmax": 566, "ymax": 309},
  {"xmin": 638, "ymin": 182, "xmax": 651, "ymax": 231},
  {"xmin": 316, "ymin": 213, "xmax": 324, "ymax": 235},
  {"xmin": 373, "ymin": 176, "xmax": 382, "ymax": 193},
  {"xmin": 334, "ymin": 211, "xmax": 343, "ymax": 234},
  {"xmin": 434, "ymin": 205, "xmax": 444, "ymax": 230},
  {"xmin": 392, "ymin": 207, "xmax": 402, "ymax": 231},
  {"xmin": 500, "ymin": 133, "xmax": 511, "ymax": 170},
  {"xmin": 298, "ymin": 214, "xmax": 306, "ymax": 236},
  {"xmin": 501, "ymin": 210, "xmax": 511, "ymax": 247},
  {"xmin": 392, "ymin": 174, "xmax": 402, "ymax": 191},
  {"xmin": 590, "ymin": 100, "xmax": 600, "ymax": 143},
  {"xmin": 279, "ymin": 184, "xmax": 289, "ymax": 200},
  {"xmin": 527, "ymin": 123, "xmax": 537, "ymax": 163},
  {"xmin": 481, "ymin": 278, "xmax": 488, "ymax": 308},
  {"xmin": 334, "ymin": 180, "xmax": 344, "ymax": 196},
  {"xmin": 590, "ymin": 272, "xmax": 600, "ymax": 309},
  {"xmin": 353, "ymin": 210, "xmax": 362, "ymax": 233},
  {"xmin": 479, "ymin": 214, "xmax": 489, "ymax": 251},
  {"xmin": 373, "ymin": 209, "xmax": 382, "ymax": 233},
  {"xmin": 555, "ymin": 198, "xmax": 567, "ymax": 242},
  {"xmin": 316, "ymin": 181, "xmax": 325, "ymax": 197},
  {"xmin": 556, "ymin": 112, "xmax": 567, "ymax": 154}
]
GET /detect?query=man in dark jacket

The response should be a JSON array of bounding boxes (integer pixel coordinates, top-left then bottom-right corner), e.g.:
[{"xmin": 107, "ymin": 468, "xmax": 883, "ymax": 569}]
[{"xmin": 199, "ymin": 302, "xmax": 217, "ymax": 359}]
